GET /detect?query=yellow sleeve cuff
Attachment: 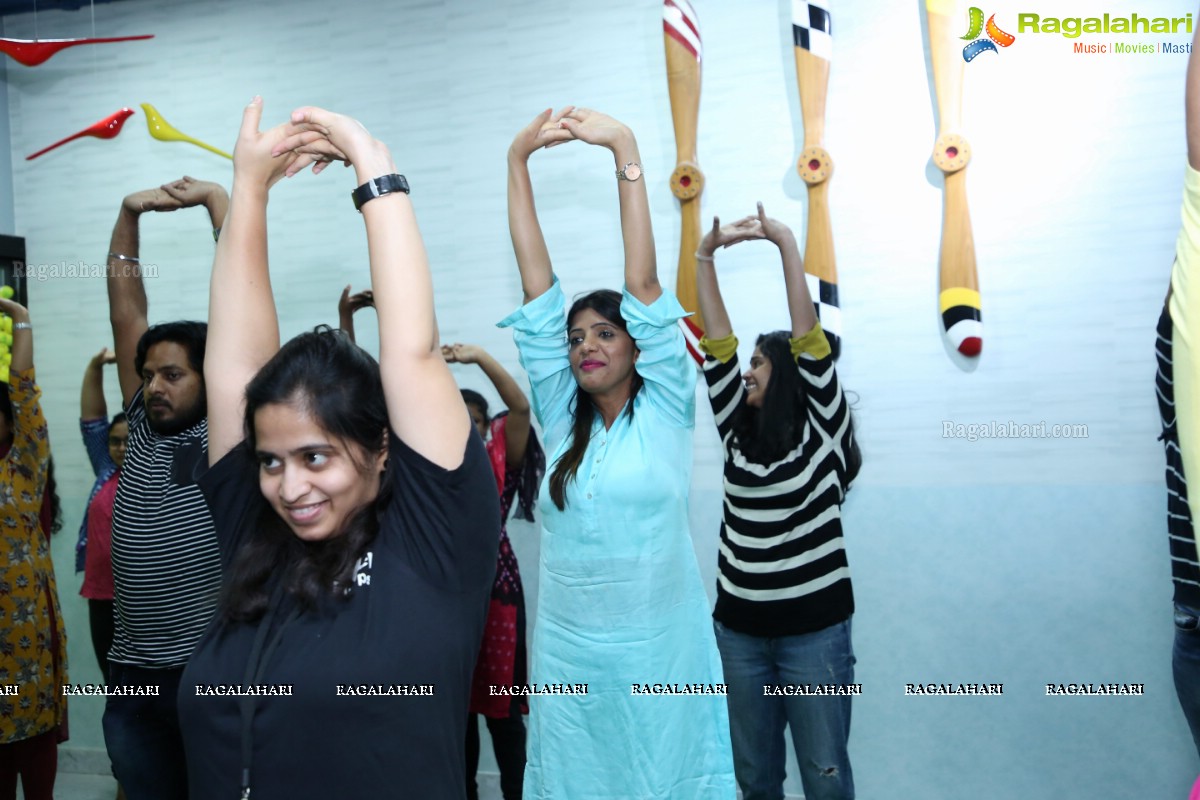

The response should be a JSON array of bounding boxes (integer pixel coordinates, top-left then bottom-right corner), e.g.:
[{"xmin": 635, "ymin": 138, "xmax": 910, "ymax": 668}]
[
  {"xmin": 790, "ymin": 322, "xmax": 831, "ymax": 360},
  {"xmin": 698, "ymin": 332, "xmax": 739, "ymax": 364}
]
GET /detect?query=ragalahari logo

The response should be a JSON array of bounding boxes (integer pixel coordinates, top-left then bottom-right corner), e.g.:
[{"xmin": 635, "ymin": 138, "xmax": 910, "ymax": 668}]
[{"xmin": 961, "ymin": 7, "xmax": 1015, "ymax": 61}]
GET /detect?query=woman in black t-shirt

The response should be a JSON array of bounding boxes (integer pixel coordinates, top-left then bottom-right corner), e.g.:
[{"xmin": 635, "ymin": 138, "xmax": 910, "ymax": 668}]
[{"xmin": 176, "ymin": 100, "xmax": 498, "ymax": 800}]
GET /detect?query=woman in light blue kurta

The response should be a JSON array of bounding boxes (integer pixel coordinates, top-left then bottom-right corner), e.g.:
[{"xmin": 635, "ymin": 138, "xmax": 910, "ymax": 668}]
[{"xmin": 500, "ymin": 107, "xmax": 735, "ymax": 799}]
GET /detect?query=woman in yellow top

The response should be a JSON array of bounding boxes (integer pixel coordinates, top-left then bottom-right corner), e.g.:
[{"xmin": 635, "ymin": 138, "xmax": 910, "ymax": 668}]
[{"xmin": 0, "ymin": 294, "xmax": 67, "ymax": 800}]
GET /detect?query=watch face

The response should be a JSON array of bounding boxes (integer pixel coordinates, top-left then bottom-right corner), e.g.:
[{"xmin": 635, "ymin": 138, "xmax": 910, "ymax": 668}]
[{"xmin": 623, "ymin": 163, "xmax": 642, "ymax": 181}]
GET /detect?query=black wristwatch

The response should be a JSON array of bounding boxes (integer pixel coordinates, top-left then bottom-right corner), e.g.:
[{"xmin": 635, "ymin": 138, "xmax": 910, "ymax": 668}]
[{"xmin": 351, "ymin": 174, "xmax": 410, "ymax": 212}]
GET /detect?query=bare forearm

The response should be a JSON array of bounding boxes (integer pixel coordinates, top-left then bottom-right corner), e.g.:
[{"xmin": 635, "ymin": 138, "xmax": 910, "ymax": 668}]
[
  {"xmin": 775, "ymin": 230, "xmax": 818, "ymax": 336},
  {"xmin": 209, "ymin": 183, "xmax": 279, "ymax": 374},
  {"xmin": 611, "ymin": 134, "xmax": 660, "ymax": 304},
  {"xmin": 206, "ymin": 185, "xmax": 230, "ymax": 235},
  {"xmin": 1187, "ymin": 5, "xmax": 1200, "ymax": 169},
  {"xmin": 354, "ymin": 156, "xmax": 470, "ymax": 467},
  {"xmin": 339, "ymin": 312, "xmax": 357, "ymax": 344},
  {"xmin": 7, "ymin": 305, "xmax": 31, "ymax": 372},
  {"xmin": 107, "ymin": 206, "xmax": 148, "ymax": 403},
  {"xmin": 694, "ymin": 259, "xmax": 733, "ymax": 339},
  {"xmin": 204, "ymin": 181, "xmax": 280, "ymax": 465},
  {"xmin": 80, "ymin": 360, "xmax": 108, "ymax": 419},
  {"xmin": 476, "ymin": 349, "xmax": 531, "ymax": 467},
  {"xmin": 475, "ymin": 351, "xmax": 530, "ymax": 416},
  {"xmin": 363, "ymin": 200, "xmax": 438, "ymax": 360},
  {"xmin": 507, "ymin": 153, "xmax": 555, "ymax": 303},
  {"xmin": 107, "ymin": 207, "xmax": 147, "ymax": 323},
  {"xmin": 342, "ymin": 147, "xmax": 440, "ymax": 362}
]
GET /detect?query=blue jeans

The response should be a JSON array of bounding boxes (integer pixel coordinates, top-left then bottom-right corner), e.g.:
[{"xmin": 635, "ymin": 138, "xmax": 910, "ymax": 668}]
[
  {"xmin": 102, "ymin": 663, "xmax": 188, "ymax": 800},
  {"xmin": 1174, "ymin": 604, "xmax": 1200, "ymax": 760},
  {"xmin": 714, "ymin": 618, "xmax": 855, "ymax": 800}
]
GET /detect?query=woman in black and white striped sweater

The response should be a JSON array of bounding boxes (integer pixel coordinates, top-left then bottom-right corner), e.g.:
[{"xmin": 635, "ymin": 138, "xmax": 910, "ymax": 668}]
[{"xmin": 694, "ymin": 202, "xmax": 861, "ymax": 800}]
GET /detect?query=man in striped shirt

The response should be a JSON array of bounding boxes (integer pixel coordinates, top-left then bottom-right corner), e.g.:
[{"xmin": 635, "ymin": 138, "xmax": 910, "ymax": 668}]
[{"xmin": 101, "ymin": 177, "xmax": 226, "ymax": 799}]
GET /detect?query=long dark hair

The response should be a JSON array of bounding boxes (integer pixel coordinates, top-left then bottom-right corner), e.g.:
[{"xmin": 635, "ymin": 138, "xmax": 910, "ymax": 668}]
[
  {"xmin": 461, "ymin": 390, "xmax": 546, "ymax": 522},
  {"xmin": 548, "ymin": 290, "xmax": 642, "ymax": 510},
  {"xmin": 732, "ymin": 331, "xmax": 862, "ymax": 485},
  {"xmin": 222, "ymin": 327, "xmax": 391, "ymax": 622},
  {"xmin": 45, "ymin": 456, "xmax": 63, "ymax": 535},
  {"xmin": 461, "ymin": 389, "xmax": 488, "ymax": 420}
]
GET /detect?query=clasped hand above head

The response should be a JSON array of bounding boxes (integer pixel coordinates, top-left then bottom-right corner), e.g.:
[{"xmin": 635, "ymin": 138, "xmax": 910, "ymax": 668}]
[
  {"xmin": 698, "ymin": 202, "xmax": 795, "ymax": 258},
  {"xmin": 89, "ymin": 347, "xmax": 117, "ymax": 367},
  {"xmin": 510, "ymin": 106, "xmax": 637, "ymax": 161},
  {"xmin": 440, "ymin": 343, "xmax": 484, "ymax": 365},
  {"xmin": 338, "ymin": 286, "xmax": 374, "ymax": 316},
  {"xmin": 229, "ymin": 97, "xmax": 397, "ymax": 188},
  {"xmin": 0, "ymin": 294, "xmax": 29, "ymax": 325},
  {"xmin": 122, "ymin": 175, "xmax": 225, "ymax": 215}
]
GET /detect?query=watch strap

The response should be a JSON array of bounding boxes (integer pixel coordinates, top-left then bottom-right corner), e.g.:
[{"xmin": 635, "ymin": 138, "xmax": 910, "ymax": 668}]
[
  {"xmin": 616, "ymin": 162, "xmax": 642, "ymax": 182},
  {"xmin": 351, "ymin": 174, "xmax": 410, "ymax": 212}
]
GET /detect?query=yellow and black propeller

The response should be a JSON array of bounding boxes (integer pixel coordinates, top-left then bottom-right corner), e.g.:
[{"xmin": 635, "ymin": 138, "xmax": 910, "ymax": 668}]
[{"xmin": 925, "ymin": 0, "xmax": 1011, "ymax": 358}]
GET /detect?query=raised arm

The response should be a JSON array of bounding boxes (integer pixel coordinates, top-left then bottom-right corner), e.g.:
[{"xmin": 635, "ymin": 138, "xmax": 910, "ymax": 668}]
[
  {"xmin": 282, "ymin": 106, "xmax": 470, "ymax": 469},
  {"xmin": 508, "ymin": 108, "xmax": 574, "ymax": 303},
  {"xmin": 559, "ymin": 109, "xmax": 660, "ymax": 304},
  {"xmin": 162, "ymin": 176, "xmax": 230, "ymax": 241},
  {"xmin": 79, "ymin": 348, "xmax": 117, "ymax": 477},
  {"xmin": 443, "ymin": 343, "xmax": 531, "ymax": 467},
  {"xmin": 107, "ymin": 177, "xmax": 228, "ymax": 407},
  {"xmin": 1, "ymin": 296, "xmax": 32, "ymax": 375},
  {"xmin": 1173, "ymin": 13, "xmax": 1200, "ymax": 545},
  {"xmin": 107, "ymin": 192, "xmax": 153, "ymax": 406},
  {"xmin": 756, "ymin": 204, "xmax": 818, "ymax": 338},
  {"xmin": 695, "ymin": 203, "xmax": 818, "ymax": 340},
  {"xmin": 80, "ymin": 347, "xmax": 115, "ymax": 421},
  {"xmin": 204, "ymin": 98, "xmax": 299, "ymax": 466},
  {"xmin": 1188, "ymin": 9, "xmax": 1200, "ymax": 171},
  {"xmin": 0, "ymin": 297, "xmax": 47, "ymax": 497},
  {"xmin": 694, "ymin": 214, "xmax": 762, "ymax": 341},
  {"xmin": 337, "ymin": 285, "xmax": 374, "ymax": 345}
]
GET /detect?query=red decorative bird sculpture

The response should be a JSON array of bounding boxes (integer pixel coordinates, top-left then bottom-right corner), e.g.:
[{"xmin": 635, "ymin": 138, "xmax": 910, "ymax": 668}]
[
  {"xmin": 0, "ymin": 35, "xmax": 153, "ymax": 67},
  {"xmin": 26, "ymin": 107, "xmax": 135, "ymax": 160}
]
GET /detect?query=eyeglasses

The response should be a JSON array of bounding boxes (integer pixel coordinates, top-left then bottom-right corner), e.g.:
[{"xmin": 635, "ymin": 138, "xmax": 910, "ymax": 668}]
[{"xmin": 108, "ymin": 437, "xmax": 128, "ymax": 447}]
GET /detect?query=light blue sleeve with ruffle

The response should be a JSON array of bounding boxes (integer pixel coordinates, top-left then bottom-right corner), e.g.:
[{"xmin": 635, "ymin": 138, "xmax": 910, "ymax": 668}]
[
  {"xmin": 621, "ymin": 288, "xmax": 695, "ymax": 430},
  {"xmin": 498, "ymin": 278, "xmax": 575, "ymax": 449}
]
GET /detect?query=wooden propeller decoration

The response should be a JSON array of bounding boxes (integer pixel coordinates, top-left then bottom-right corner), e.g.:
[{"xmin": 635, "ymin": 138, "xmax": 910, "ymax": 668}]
[
  {"xmin": 662, "ymin": 0, "xmax": 705, "ymax": 364},
  {"xmin": 926, "ymin": 0, "xmax": 982, "ymax": 358},
  {"xmin": 791, "ymin": 0, "xmax": 840, "ymax": 360}
]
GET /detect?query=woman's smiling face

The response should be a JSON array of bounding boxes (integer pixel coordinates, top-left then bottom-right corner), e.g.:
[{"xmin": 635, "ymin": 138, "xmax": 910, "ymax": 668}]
[
  {"xmin": 253, "ymin": 402, "xmax": 385, "ymax": 542},
  {"xmin": 742, "ymin": 346, "xmax": 773, "ymax": 408},
  {"xmin": 568, "ymin": 307, "xmax": 638, "ymax": 399}
]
